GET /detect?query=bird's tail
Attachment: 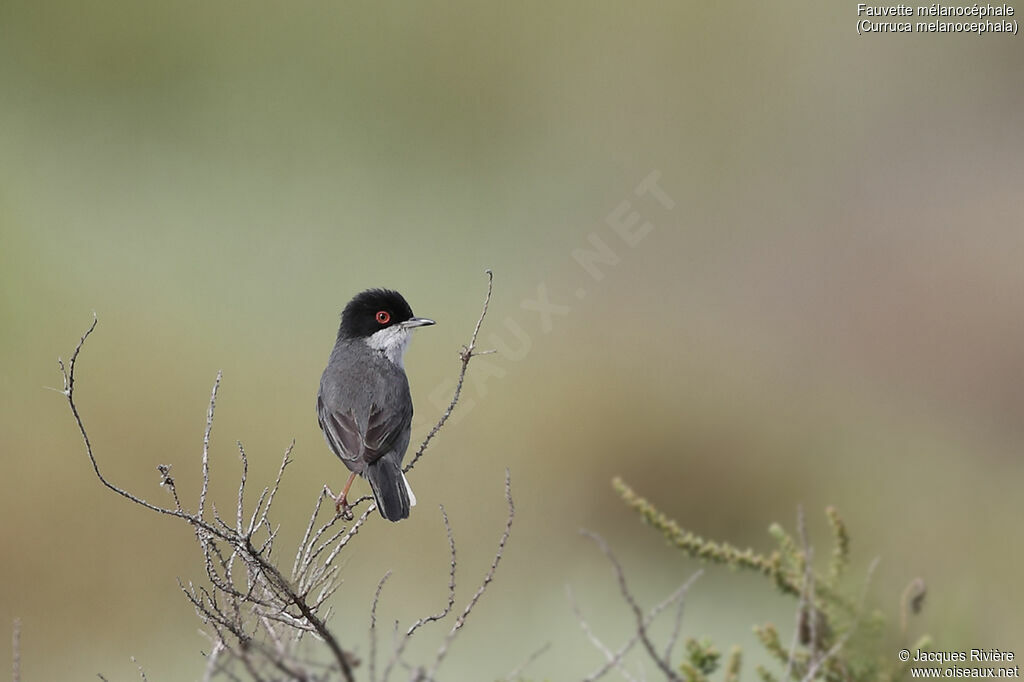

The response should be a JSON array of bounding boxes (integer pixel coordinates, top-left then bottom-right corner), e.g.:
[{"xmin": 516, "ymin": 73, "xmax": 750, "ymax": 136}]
[{"xmin": 365, "ymin": 455, "xmax": 416, "ymax": 522}]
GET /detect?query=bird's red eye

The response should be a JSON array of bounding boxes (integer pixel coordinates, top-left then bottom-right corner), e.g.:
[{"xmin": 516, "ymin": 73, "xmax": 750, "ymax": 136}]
[{"xmin": 376, "ymin": 310, "xmax": 391, "ymax": 324}]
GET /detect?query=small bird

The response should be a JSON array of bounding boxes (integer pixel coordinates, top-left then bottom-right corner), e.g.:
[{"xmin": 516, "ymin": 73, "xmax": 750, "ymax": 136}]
[{"xmin": 317, "ymin": 289, "xmax": 435, "ymax": 521}]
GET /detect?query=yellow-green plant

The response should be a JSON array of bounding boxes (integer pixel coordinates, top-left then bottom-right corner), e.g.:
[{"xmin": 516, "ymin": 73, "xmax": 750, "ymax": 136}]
[{"xmin": 614, "ymin": 478, "xmax": 931, "ymax": 681}]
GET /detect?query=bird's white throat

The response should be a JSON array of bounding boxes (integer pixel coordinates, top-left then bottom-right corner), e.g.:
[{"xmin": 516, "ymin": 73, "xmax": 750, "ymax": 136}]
[{"xmin": 365, "ymin": 325, "xmax": 413, "ymax": 368}]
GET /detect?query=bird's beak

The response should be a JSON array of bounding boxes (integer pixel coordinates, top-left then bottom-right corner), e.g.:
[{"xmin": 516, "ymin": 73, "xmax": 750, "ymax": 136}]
[{"xmin": 402, "ymin": 317, "xmax": 436, "ymax": 329}]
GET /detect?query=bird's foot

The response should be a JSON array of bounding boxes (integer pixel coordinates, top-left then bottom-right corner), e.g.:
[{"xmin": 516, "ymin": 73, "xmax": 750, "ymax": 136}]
[
  {"xmin": 336, "ymin": 496, "xmax": 354, "ymax": 521},
  {"xmin": 324, "ymin": 485, "xmax": 355, "ymax": 521}
]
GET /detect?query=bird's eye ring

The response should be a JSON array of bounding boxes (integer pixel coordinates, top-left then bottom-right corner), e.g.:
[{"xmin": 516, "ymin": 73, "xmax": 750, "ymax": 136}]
[{"xmin": 376, "ymin": 311, "xmax": 391, "ymax": 324}]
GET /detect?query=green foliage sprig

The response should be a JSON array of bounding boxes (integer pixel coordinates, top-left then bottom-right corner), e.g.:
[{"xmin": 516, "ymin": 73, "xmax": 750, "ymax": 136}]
[
  {"xmin": 613, "ymin": 477, "xmax": 930, "ymax": 681},
  {"xmin": 612, "ymin": 477, "xmax": 798, "ymax": 595}
]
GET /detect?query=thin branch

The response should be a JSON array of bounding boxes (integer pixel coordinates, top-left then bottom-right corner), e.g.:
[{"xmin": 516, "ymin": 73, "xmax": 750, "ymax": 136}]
[
  {"xmin": 426, "ymin": 468, "xmax": 514, "ymax": 680},
  {"xmin": 235, "ymin": 441, "xmax": 248, "ymax": 535},
  {"xmin": 800, "ymin": 557, "xmax": 880, "ymax": 682},
  {"xmin": 12, "ymin": 618, "xmax": 20, "ymax": 682},
  {"xmin": 381, "ymin": 506, "xmax": 458, "ymax": 682},
  {"xmin": 199, "ymin": 371, "xmax": 222, "ymax": 520},
  {"xmin": 784, "ymin": 505, "xmax": 811, "ymax": 680},
  {"xmin": 403, "ymin": 269, "xmax": 494, "ymax": 476},
  {"xmin": 201, "ymin": 640, "xmax": 230, "ymax": 682},
  {"xmin": 243, "ymin": 537, "xmax": 356, "ymax": 681},
  {"xmin": 503, "ymin": 641, "xmax": 551, "ymax": 682},
  {"xmin": 662, "ymin": 588, "xmax": 686, "ymax": 664},
  {"xmin": 578, "ymin": 570, "xmax": 703, "ymax": 682},
  {"xmin": 568, "ymin": 586, "xmax": 638, "ymax": 682},
  {"xmin": 370, "ymin": 571, "xmax": 393, "ymax": 682},
  {"xmin": 157, "ymin": 464, "xmax": 184, "ymax": 511},
  {"xmin": 293, "ymin": 489, "xmax": 329, "ymax": 577},
  {"xmin": 59, "ymin": 315, "xmax": 185, "ymax": 520},
  {"xmin": 582, "ymin": 530, "xmax": 682, "ymax": 682},
  {"xmin": 130, "ymin": 656, "xmax": 149, "ymax": 682},
  {"xmin": 406, "ymin": 507, "xmax": 458, "ymax": 638},
  {"xmin": 249, "ymin": 442, "xmax": 293, "ymax": 538}
]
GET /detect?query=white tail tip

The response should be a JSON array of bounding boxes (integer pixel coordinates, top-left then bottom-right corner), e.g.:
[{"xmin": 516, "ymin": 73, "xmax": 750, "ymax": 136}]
[{"xmin": 402, "ymin": 471, "xmax": 417, "ymax": 507}]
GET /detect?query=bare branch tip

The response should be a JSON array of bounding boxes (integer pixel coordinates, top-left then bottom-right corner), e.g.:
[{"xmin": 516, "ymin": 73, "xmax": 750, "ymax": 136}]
[{"xmin": 12, "ymin": 617, "xmax": 21, "ymax": 682}]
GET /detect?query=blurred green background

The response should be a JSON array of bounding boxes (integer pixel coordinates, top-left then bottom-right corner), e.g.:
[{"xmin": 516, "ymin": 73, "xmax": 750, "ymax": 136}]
[{"xmin": 2, "ymin": 1, "xmax": 1023, "ymax": 679}]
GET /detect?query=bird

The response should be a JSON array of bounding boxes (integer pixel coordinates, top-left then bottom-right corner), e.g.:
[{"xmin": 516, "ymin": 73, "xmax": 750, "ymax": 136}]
[{"xmin": 317, "ymin": 288, "xmax": 435, "ymax": 521}]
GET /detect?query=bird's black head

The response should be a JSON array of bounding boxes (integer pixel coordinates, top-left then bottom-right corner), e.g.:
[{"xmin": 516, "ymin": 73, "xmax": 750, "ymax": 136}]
[{"xmin": 338, "ymin": 288, "xmax": 417, "ymax": 340}]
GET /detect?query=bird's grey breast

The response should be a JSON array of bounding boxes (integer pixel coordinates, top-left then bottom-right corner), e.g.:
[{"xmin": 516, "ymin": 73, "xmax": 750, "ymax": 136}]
[{"xmin": 320, "ymin": 339, "xmax": 411, "ymax": 431}]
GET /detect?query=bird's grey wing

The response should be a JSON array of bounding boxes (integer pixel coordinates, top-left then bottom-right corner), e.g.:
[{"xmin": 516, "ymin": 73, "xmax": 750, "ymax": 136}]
[
  {"xmin": 317, "ymin": 394, "xmax": 364, "ymax": 466},
  {"xmin": 361, "ymin": 401, "xmax": 413, "ymax": 465},
  {"xmin": 317, "ymin": 394, "xmax": 412, "ymax": 466}
]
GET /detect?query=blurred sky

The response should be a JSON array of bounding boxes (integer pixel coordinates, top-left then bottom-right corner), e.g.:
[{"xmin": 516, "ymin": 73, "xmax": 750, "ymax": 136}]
[{"xmin": 2, "ymin": 1, "xmax": 1023, "ymax": 680}]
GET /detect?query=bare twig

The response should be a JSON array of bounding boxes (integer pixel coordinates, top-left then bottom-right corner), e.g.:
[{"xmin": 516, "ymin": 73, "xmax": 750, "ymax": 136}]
[
  {"xmin": 370, "ymin": 571, "xmax": 393, "ymax": 682},
  {"xmin": 568, "ymin": 586, "xmax": 638, "ymax": 682},
  {"xmin": 380, "ymin": 507, "xmax": 458, "ymax": 682},
  {"xmin": 202, "ymin": 640, "xmax": 234, "ymax": 682},
  {"xmin": 199, "ymin": 371, "xmax": 221, "ymax": 520},
  {"xmin": 575, "ymin": 568, "xmax": 703, "ymax": 682},
  {"xmin": 403, "ymin": 269, "xmax": 495, "ymax": 476},
  {"xmin": 800, "ymin": 557, "xmax": 880, "ymax": 682},
  {"xmin": 663, "ymin": 589, "xmax": 686, "ymax": 664},
  {"xmin": 130, "ymin": 656, "xmax": 149, "ymax": 682},
  {"xmin": 425, "ymin": 469, "xmax": 514, "ymax": 680},
  {"xmin": 12, "ymin": 618, "xmax": 20, "ymax": 682},
  {"xmin": 59, "ymin": 315, "xmax": 187, "ymax": 520},
  {"xmin": 582, "ymin": 530, "xmax": 682, "ymax": 682},
  {"xmin": 784, "ymin": 505, "xmax": 811, "ymax": 680},
  {"xmin": 503, "ymin": 641, "xmax": 551, "ymax": 681}
]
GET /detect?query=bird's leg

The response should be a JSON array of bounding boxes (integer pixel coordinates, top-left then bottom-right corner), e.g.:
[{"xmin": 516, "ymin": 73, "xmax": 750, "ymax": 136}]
[{"xmin": 330, "ymin": 471, "xmax": 357, "ymax": 520}]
